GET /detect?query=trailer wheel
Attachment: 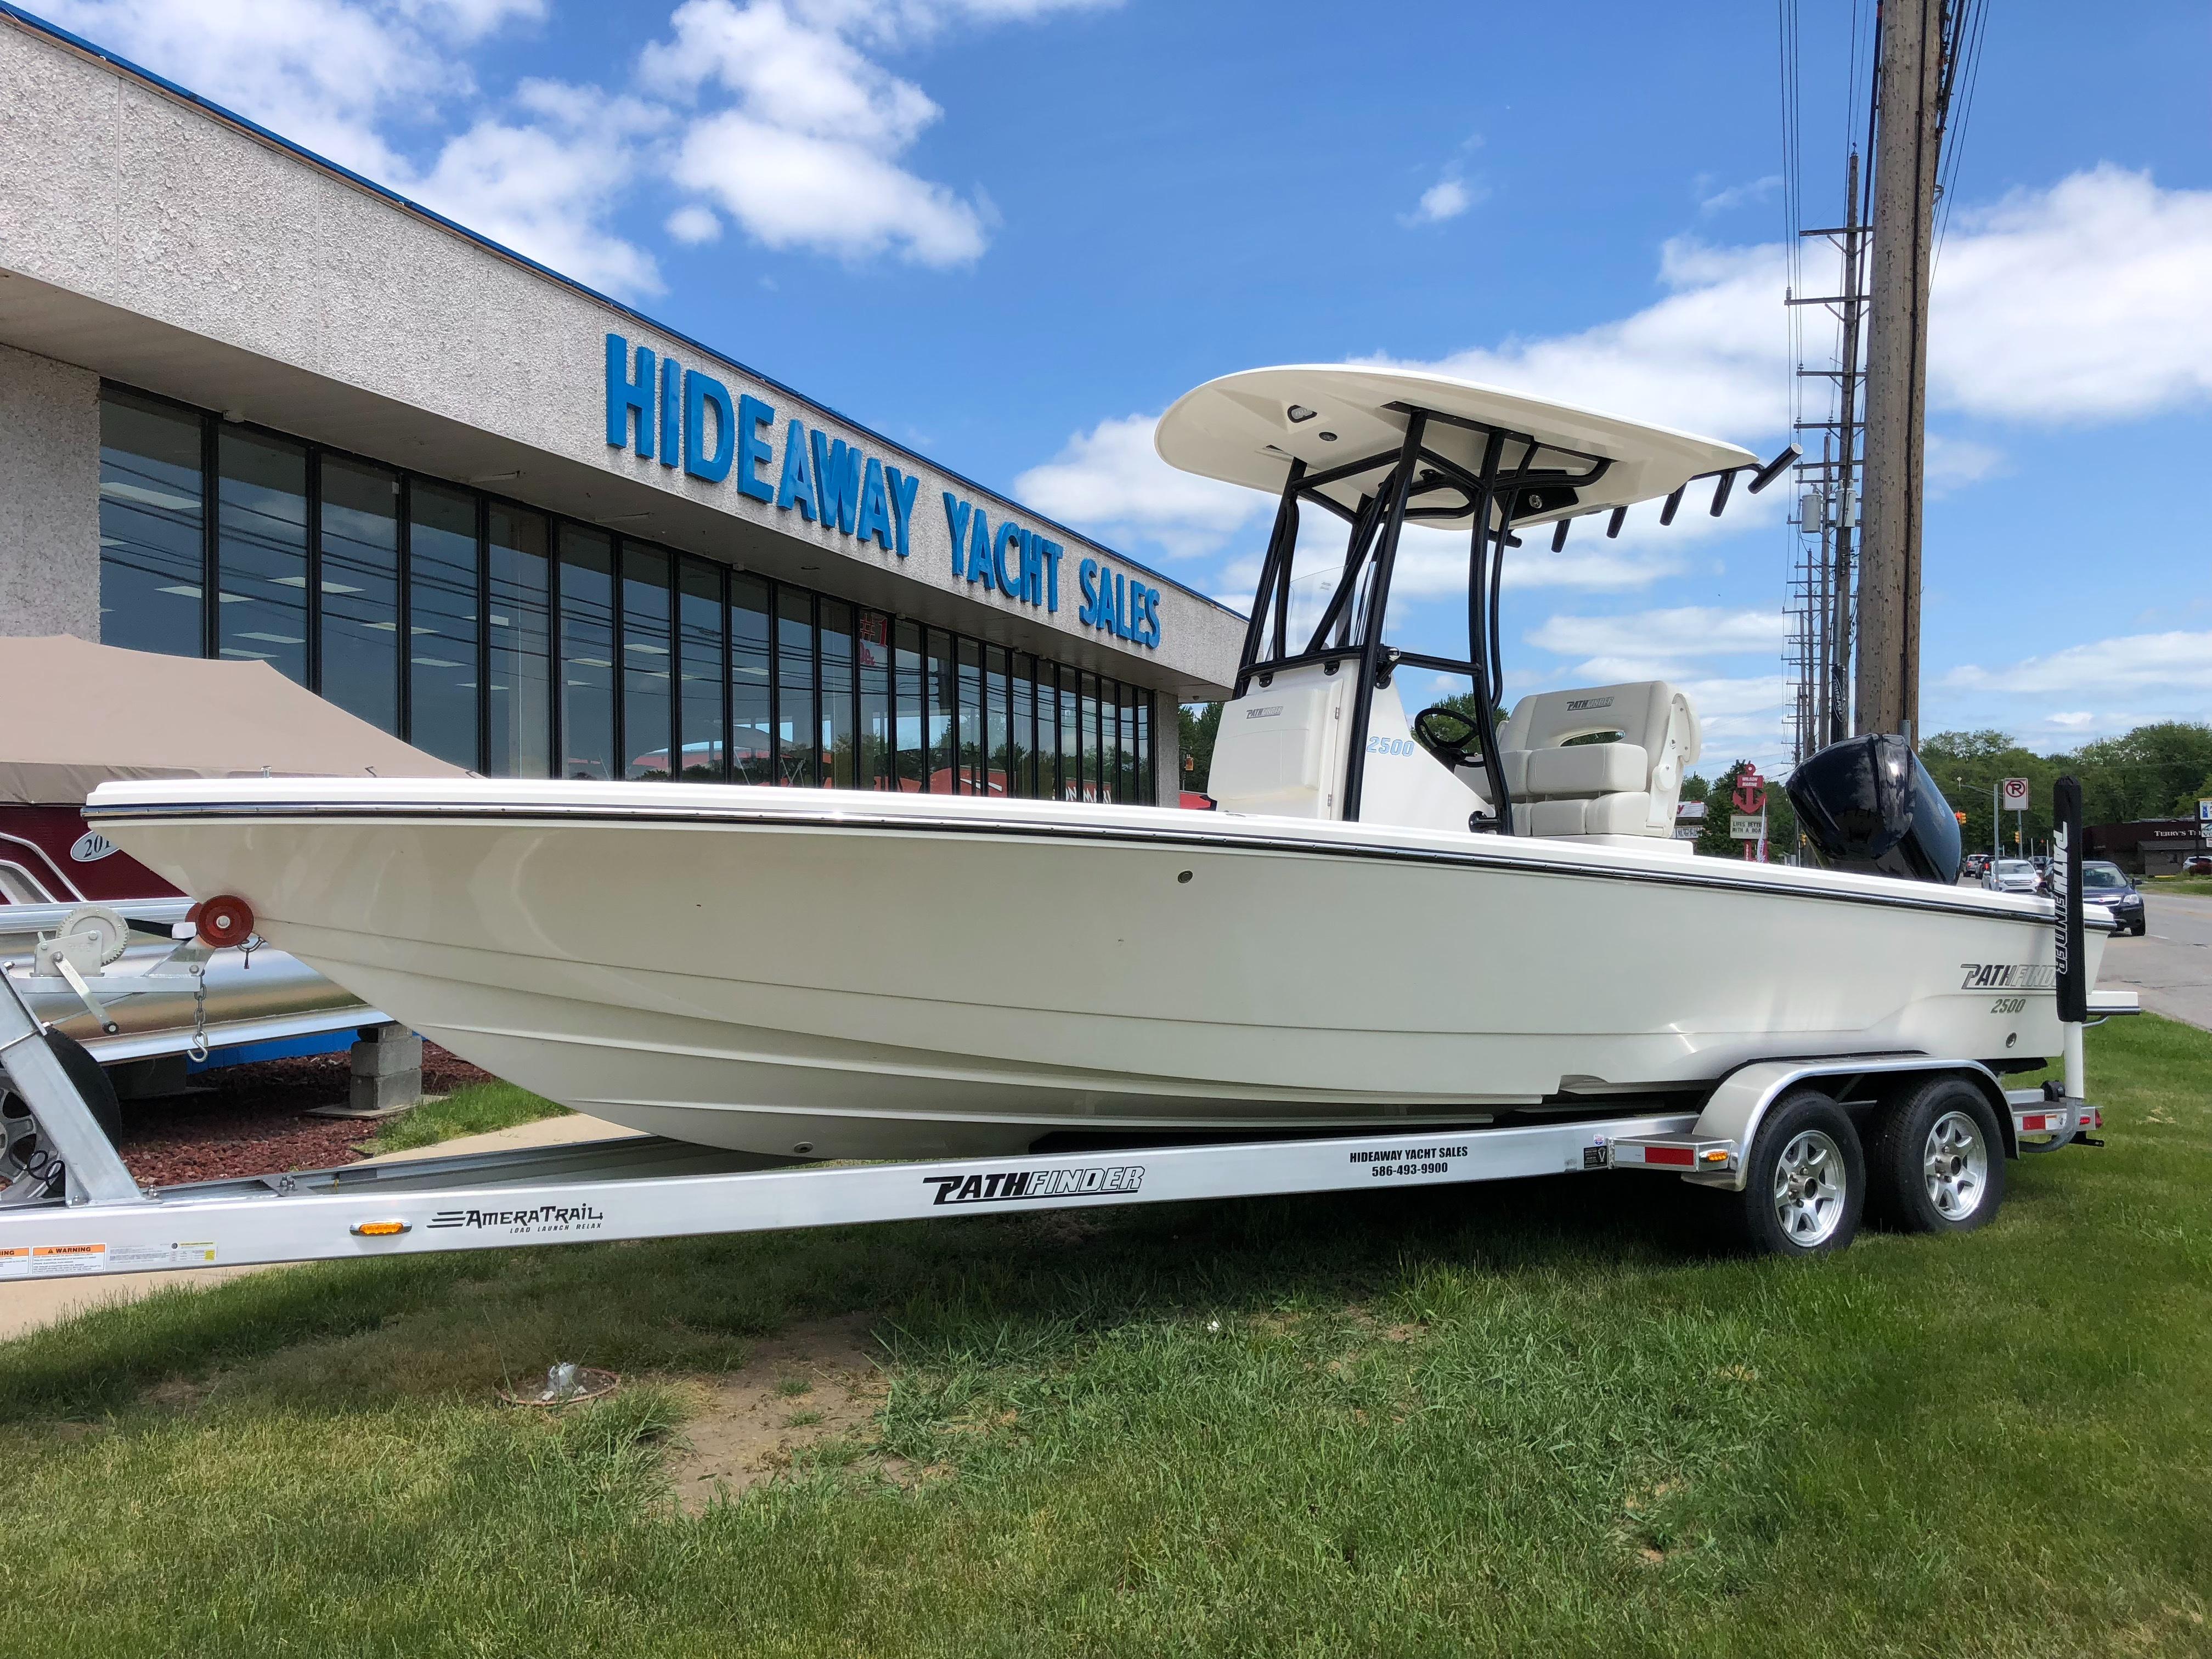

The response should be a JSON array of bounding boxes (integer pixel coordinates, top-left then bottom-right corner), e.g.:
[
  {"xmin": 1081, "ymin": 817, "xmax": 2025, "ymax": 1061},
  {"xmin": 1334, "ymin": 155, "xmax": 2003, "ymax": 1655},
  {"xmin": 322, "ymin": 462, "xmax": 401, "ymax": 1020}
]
[
  {"xmin": 0, "ymin": 1031, "xmax": 123, "ymax": 1205},
  {"xmin": 1735, "ymin": 1089, "xmax": 1864, "ymax": 1256},
  {"xmin": 1868, "ymin": 1076, "xmax": 2005, "ymax": 1234}
]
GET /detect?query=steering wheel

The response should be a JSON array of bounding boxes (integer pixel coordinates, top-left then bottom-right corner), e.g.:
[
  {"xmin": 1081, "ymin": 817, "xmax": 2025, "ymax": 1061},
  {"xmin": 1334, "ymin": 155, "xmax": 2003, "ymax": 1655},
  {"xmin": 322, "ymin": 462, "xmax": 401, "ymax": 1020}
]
[{"xmin": 1412, "ymin": 704, "xmax": 1485, "ymax": 770}]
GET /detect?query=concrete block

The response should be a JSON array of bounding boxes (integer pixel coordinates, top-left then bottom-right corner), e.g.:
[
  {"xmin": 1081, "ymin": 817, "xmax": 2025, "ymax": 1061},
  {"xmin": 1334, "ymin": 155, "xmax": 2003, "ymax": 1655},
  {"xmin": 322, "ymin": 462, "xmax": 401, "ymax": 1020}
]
[
  {"xmin": 351, "ymin": 1027, "xmax": 423, "ymax": 1079},
  {"xmin": 348, "ymin": 1069, "xmax": 421, "ymax": 1114}
]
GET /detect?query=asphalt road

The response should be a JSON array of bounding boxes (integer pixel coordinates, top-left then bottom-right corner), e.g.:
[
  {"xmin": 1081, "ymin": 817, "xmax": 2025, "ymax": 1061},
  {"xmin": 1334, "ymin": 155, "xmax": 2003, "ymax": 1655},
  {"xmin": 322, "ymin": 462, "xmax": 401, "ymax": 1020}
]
[{"xmin": 2102, "ymin": 889, "xmax": 2212, "ymax": 1031}]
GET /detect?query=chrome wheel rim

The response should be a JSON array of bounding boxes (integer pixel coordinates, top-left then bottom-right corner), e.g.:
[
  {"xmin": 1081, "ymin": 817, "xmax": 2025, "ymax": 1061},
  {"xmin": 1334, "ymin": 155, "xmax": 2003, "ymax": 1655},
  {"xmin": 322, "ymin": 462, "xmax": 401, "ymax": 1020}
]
[
  {"xmin": 1922, "ymin": 1109, "xmax": 1989, "ymax": 1221},
  {"xmin": 1772, "ymin": 1129, "xmax": 1847, "ymax": 1246}
]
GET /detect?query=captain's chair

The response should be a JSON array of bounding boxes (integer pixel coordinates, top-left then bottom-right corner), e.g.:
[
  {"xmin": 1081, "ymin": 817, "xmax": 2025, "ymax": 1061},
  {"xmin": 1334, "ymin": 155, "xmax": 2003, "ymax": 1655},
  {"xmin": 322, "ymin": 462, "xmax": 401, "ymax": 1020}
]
[{"xmin": 1495, "ymin": 681, "xmax": 1700, "ymax": 842}]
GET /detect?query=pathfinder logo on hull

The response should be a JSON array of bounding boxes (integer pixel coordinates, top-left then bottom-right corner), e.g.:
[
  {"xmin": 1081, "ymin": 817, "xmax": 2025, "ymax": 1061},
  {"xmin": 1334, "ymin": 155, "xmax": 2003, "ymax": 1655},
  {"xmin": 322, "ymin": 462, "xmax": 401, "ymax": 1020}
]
[
  {"xmin": 924, "ymin": 1165, "xmax": 1146, "ymax": 1206},
  {"xmin": 1960, "ymin": 963, "xmax": 2057, "ymax": 991}
]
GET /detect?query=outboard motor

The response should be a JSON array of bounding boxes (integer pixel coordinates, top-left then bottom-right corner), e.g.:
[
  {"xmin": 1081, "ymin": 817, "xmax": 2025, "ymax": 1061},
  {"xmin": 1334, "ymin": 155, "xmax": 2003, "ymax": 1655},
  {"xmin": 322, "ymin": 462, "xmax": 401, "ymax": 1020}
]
[{"xmin": 1786, "ymin": 733, "xmax": 1961, "ymax": 883}]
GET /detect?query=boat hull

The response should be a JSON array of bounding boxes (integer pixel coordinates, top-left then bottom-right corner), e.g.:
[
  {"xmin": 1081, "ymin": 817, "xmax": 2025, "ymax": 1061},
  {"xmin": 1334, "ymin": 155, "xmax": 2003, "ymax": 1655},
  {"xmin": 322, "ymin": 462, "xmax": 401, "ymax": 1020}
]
[{"xmin": 89, "ymin": 781, "xmax": 2092, "ymax": 1159}]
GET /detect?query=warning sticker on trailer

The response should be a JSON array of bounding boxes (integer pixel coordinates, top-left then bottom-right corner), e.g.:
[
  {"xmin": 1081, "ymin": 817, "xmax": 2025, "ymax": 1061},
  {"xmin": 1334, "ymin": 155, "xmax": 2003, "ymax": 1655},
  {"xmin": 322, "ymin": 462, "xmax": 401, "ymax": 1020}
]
[
  {"xmin": 26, "ymin": 1243, "xmax": 108, "ymax": 1276},
  {"xmin": 107, "ymin": 1242, "xmax": 219, "ymax": 1271}
]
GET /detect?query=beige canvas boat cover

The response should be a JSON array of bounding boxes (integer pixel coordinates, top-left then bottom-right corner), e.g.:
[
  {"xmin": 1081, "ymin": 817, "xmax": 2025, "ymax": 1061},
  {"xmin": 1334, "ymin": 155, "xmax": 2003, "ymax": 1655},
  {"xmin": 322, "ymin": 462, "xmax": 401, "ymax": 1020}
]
[{"xmin": 0, "ymin": 635, "xmax": 468, "ymax": 804}]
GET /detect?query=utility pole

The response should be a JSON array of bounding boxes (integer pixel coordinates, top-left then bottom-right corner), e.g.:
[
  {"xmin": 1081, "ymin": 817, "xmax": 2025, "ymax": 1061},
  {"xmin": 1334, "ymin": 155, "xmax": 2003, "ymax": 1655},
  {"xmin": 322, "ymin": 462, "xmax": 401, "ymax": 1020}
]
[
  {"xmin": 1827, "ymin": 150, "xmax": 1864, "ymax": 746},
  {"xmin": 1854, "ymin": 0, "xmax": 1944, "ymax": 746}
]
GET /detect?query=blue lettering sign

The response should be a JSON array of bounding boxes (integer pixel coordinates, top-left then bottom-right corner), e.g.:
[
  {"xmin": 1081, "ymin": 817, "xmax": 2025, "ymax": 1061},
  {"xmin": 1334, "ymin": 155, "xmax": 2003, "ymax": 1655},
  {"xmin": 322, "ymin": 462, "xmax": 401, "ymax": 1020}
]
[
  {"xmin": 684, "ymin": 370, "xmax": 735, "ymax": 483},
  {"xmin": 600, "ymin": 337, "xmax": 1152, "ymax": 639},
  {"xmin": 605, "ymin": 335, "xmax": 653, "ymax": 456},
  {"xmin": 777, "ymin": 420, "xmax": 819, "ymax": 521},
  {"xmin": 736, "ymin": 394, "xmax": 776, "ymax": 502}
]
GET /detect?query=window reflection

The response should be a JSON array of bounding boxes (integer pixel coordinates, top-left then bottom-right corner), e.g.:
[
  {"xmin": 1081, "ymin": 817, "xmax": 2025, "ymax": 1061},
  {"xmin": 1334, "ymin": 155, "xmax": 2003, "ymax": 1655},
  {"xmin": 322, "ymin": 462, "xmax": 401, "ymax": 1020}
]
[
  {"xmin": 777, "ymin": 588, "xmax": 816, "ymax": 786},
  {"xmin": 98, "ymin": 393, "xmax": 205, "ymax": 658},
  {"xmin": 729, "ymin": 574, "xmax": 772, "ymax": 785},
  {"xmin": 622, "ymin": 544, "xmax": 673, "ymax": 780},
  {"xmin": 559, "ymin": 526, "xmax": 615, "ymax": 780},
  {"xmin": 678, "ymin": 558, "xmax": 726, "ymax": 781},
  {"xmin": 95, "ymin": 387, "xmax": 1161, "ymax": 803},
  {"xmin": 319, "ymin": 458, "xmax": 400, "ymax": 733},
  {"xmin": 217, "ymin": 428, "xmax": 308, "ymax": 683},
  {"xmin": 488, "ymin": 504, "xmax": 551, "ymax": 776},
  {"xmin": 409, "ymin": 483, "xmax": 480, "ymax": 769}
]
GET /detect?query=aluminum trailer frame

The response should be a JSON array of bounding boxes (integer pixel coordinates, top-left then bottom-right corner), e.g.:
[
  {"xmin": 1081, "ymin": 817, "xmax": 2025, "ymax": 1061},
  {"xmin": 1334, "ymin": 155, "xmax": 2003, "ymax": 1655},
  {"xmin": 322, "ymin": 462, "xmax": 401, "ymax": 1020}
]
[{"xmin": 0, "ymin": 960, "xmax": 2112, "ymax": 1284}]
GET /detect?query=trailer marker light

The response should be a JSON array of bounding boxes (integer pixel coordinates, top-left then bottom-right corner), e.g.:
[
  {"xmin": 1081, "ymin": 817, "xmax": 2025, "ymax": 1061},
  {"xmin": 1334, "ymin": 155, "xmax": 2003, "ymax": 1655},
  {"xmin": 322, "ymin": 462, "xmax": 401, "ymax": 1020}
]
[
  {"xmin": 351, "ymin": 1220, "xmax": 410, "ymax": 1237},
  {"xmin": 1701, "ymin": 1149, "xmax": 1729, "ymax": 1164}
]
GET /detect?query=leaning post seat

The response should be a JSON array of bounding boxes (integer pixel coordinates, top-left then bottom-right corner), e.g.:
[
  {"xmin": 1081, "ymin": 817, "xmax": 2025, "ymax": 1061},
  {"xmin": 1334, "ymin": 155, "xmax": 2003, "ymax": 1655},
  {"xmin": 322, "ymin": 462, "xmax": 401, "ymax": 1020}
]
[{"xmin": 1496, "ymin": 681, "xmax": 1701, "ymax": 842}]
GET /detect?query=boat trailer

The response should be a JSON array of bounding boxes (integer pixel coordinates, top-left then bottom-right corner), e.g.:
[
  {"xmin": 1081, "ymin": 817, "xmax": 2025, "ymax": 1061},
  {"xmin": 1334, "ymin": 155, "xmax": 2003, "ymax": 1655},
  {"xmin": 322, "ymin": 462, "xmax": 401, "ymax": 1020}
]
[{"xmin": 0, "ymin": 952, "xmax": 2122, "ymax": 1279}]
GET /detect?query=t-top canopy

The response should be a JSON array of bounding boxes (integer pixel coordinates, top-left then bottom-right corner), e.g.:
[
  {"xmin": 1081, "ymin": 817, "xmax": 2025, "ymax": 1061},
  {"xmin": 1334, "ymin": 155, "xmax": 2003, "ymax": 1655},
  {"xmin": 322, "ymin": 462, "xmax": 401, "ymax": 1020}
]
[
  {"xmin": 0, "ymin": 635, "xmax": 467, "ymax": 805},
  {"xmin": 1155, "ymin": 365, "xmax": 1758, "ymax": 523}
]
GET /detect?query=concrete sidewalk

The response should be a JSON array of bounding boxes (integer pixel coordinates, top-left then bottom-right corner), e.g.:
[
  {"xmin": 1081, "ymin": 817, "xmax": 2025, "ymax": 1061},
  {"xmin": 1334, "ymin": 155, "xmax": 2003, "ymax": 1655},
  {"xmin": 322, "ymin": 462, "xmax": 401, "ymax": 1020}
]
[{"xmin": 0, "ymin": 1110, "xmax": 635, "ymax": 1342}]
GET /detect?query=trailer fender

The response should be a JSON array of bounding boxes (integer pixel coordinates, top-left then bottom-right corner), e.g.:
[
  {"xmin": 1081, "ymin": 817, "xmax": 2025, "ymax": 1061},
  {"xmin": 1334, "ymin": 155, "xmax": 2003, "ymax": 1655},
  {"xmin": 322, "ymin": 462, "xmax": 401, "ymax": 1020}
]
[{"xmin": 1683, "ymin": 1055, "xmax": 2011, "ymax": 1192}]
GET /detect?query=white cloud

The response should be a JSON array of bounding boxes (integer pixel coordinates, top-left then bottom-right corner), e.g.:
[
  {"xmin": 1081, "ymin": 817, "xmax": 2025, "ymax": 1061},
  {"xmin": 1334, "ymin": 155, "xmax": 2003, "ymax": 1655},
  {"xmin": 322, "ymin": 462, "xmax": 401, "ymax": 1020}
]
[
  {"xmin": 1525, "ymin": 606, "xmax": 1788, "ymax": 685},
  {"xmin": 665, "ymin": 204, "xmax": 724, "ymax": 244},
  {"xmin": 1929, "ymin": 166, "xmax": 2212, "ymax": 424},
  {"xmin": 1402, "ymin": 177, "xmax": 1473, "ymax": 227},
  {"xmin": 1015, "ymin": 413, "xmax": 1267, "ymax": 558},
  {"xmin": 411, "ymin": 82, "xmax": 667, "ymax": 294},
  {"xmin": 1943, "ymin": 630, "xmax": 2212, "ymax": 698},
  {"xmin": 648, "ymin": 0, "xmax": 991, "ymax": 266},
  {"xmin": 1926, "ymin": 432, "xmax": 2006, "ymax": 494},
  {"xmin": 2046, "ymin": 711, "xmax": 2096, "ymax": 730},
  {"xmin": 1699, "ymin": 174, "xmax": 1780, "ymax": 215}
]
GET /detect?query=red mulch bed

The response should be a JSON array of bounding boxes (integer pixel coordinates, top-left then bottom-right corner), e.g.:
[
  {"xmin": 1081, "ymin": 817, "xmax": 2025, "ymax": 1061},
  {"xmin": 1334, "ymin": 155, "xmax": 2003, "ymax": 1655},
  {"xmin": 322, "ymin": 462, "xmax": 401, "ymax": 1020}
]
[{"xmin": 114, "ymin": 1042, "xmax": 493, "ymax": 1187}]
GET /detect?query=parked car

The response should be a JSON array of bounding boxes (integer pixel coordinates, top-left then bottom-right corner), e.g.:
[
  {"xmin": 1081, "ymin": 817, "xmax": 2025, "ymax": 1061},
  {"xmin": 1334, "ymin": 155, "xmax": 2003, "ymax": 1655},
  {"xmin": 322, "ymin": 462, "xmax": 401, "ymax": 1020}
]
[
  {"xmin": 2082, "ymin": 860, "xmax": 2146, "ymax": 935},
  {"xmin": 1984, "ymin": 859, "xmax": 2039, "ymax": 894},
  {"xmin": 1962, "ymin": 852, "xmax": 1991, "ymax": 880},
  {"xmin": 2184, "ymin": 853, "xmax": 2212, "ymax": 876},
  {"xmin": 2029, "ymin": 854, "xmax": 2053, "ymax": 893}
]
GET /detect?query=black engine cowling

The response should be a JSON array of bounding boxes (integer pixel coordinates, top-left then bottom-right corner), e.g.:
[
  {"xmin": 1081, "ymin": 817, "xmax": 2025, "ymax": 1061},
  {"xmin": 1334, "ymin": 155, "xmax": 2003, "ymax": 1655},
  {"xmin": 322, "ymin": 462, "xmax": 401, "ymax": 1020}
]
[{"xmin": 1785, "ymin": 733, "xmax": 1961, "ymax": 884}]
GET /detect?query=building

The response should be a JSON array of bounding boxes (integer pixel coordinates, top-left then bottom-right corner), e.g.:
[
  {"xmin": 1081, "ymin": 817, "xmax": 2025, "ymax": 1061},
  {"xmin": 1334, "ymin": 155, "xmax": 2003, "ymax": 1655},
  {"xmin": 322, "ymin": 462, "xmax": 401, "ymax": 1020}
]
[
  {"xmin": 2085, "ymin": 819, "xmax": 2208, "ymax": 878},
  {"xmin": 0, "ymin": 7, "xmax": 1242, "ymax": 804}
]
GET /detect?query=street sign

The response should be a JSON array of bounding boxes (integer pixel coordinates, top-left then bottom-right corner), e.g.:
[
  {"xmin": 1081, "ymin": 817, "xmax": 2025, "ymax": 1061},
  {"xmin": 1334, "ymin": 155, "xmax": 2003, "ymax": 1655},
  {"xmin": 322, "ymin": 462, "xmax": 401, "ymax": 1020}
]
[
  {"xmin": 2001, "ymin": 777, "xmax": 2029, "ymax": 809},
  {"xmin": 1730, "ymin": 814, "xmax": 1764, "ymax": 840},
  {"xmin": 2199, "ymin": 798, "xmax": 2211, "ymax": 823}
]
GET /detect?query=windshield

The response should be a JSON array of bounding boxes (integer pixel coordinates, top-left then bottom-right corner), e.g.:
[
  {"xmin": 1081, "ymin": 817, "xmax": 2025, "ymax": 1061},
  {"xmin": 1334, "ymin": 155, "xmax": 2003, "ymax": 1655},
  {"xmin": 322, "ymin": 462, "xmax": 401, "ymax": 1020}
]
[
  {"xmin": 1997, "ymin": 861, "xmax": 2032, "ymax": 875},
  {"xmin": 2083, "ymin": 864, "xmax": 2128, "ymax": 889}
]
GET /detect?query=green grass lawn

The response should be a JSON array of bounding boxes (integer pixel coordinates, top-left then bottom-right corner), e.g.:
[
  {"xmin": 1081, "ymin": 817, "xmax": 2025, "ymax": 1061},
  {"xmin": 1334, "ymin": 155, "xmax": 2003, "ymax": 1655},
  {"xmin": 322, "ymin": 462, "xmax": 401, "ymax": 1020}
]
[
  {"xmin": 365, "ymin": 1078, "xmax": 572, "ymax": 1155},
  {"xmin": 2147, "ymin": 874, "xmax": 2212, "ymax": 898},
  {"xmin": 2, "ymin": 1018, "xmax": 2207, "ymax": 1657}
]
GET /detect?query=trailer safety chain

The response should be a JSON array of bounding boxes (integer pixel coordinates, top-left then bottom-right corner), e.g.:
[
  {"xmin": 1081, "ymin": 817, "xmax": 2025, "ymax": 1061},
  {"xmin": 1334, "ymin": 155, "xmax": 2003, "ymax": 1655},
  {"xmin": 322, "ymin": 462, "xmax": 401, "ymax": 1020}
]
[{"xmin": 188, "ymin": 963, "xmax": 210, "ymax": 1063}]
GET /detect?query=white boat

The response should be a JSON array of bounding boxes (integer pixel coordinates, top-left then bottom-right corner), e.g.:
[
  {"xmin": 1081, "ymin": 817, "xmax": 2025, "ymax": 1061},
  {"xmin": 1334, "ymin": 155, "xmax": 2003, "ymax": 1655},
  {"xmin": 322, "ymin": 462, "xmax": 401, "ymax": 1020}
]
[{"xmin": 87, "ymin": 368, "xmax": 2100, "ymax": 1161}]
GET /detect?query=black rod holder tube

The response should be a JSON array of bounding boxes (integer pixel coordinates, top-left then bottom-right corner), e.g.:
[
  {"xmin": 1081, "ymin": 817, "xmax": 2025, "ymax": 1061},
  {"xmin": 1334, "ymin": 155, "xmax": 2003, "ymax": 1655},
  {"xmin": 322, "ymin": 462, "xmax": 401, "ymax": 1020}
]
[
  {"xmin": 1660, "ymin": 486, "xmax": 1685, "ymax": 526},
  {"xmin": 1231, "ymin": 470, "xmax": 1304, "ymax": 698},
  {"xmin": 1340, "ymin": 413, "xmax": 1427, "ymax": 824},
  {"xmin": 1747, "ymin": 443, "xmax": 1802, "ymax": 493},
  {"xmin": 1606, "ymin": 505, "xmax": 1627, "ymax": 538},
  {"xmin": 1550, "ymin": 517, "xmax": 1570, "ymax": 551},
  {"xmin": 1708, "ymin": 470, "xmax": 1735, "ymax": 517}
]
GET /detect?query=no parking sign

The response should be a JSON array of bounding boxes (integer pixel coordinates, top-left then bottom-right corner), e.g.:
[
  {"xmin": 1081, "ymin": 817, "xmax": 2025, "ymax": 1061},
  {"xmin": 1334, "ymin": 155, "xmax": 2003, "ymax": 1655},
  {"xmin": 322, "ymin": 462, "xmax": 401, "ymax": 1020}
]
[{"xmin": 2001, "ymin": 777, "xmax": 2029, "ymax": 810}]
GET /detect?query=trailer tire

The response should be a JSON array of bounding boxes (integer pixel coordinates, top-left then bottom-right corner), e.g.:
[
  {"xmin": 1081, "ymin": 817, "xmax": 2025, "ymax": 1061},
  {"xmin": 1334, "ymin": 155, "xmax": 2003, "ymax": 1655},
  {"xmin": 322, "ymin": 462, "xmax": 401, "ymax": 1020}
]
[
  {"xmin": 1734, "ymin": 1089, "xmax": 1863, "ymax": 1257},
  {"xmin": 1867, "ymin": 1076, "xmax": 2005, "ymax": 1234},
  {"xmin": 0, "ymin": 1031, "xmax": 122, "ymax": 1201}
]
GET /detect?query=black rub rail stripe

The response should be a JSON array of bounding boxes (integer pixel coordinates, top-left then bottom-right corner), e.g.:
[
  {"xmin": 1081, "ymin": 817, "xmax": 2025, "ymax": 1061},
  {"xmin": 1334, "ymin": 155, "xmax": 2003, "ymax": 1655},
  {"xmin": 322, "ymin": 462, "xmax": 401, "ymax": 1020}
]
[{"xmin": 86, "ymin": 798, "xmax": 2058, "ymax": 926}]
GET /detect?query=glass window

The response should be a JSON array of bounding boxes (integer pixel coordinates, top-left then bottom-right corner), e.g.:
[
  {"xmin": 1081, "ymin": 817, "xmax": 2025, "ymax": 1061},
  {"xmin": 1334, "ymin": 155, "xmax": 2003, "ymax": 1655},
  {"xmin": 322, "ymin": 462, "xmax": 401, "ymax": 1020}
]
[
  {"xmin": 984, "ymin": 645, "xmax": 1011, "ymax": 800},
  {"xmin": 860, "ymin": 612, "xmax": 894, "ymax": 791},
  {"xmin": 820, "ymin": 598, "xmax": 855, "ymax": 789},
  {"xmin": 98, "ymin": 392, "xmax": 204, "ymax": 657},
  {"xmin": 1011, "ymin": 652, "xmax": 1035, "ymax": 800},
  {"xmin": 678, "ymin": 558, "xmax": 726, "ymax": 781},
  {"xmin": 487, "ymin": 504, "xmax": 551, "ymax": 777},
  {"xmin": 318, "ymin": 457, "xmax": 400, "ymax": 734},
  {"xmin": 777, "ymin": 587, "xmax": 816, "ymax": 786},
  {"xmin": 1036, "ymin": 661, "xmax": 1060, "ymax": 802},
  {"xmin": 408, "ymin": 482, "xmax": 481, "ymax": 769},
  {"xmin": 216, "ymin": 428, "xmax": 308, "ymax": 683},
  {"xmin": 1057, "ymin": 662, "xmax": 1080, "ymax": 802},
  {"xmin": 926, "ymin": 629, "xmax": 956, "ymax": 792},
  {"xmin": 894, "ymin": 619, "xmax": 924, "ymax": 792},
  {"xmin": 558, "ymin": 525, "xmax": 616, "ymax": 780},
  {"xmin": 1112, "ymin": 682, "xmax": 1132, "ymax": 805},
  {"xmin": 729, "ymin": 574, "xmax": 772, "ymax": 785},
  {"xmin": 622, "ymin": 543, "xmax": 673, "ymax": 780},
  {"xmin": 1079, "ymin": 671, "xmax": 1101, "ymax": 803},
  {"xmin": 1135, "ymin": 691, "xmax": 1153, "ymax": 805},
  {"xmin": 956, "ymin": 638, "xmax": 983, "ymax": 796}
]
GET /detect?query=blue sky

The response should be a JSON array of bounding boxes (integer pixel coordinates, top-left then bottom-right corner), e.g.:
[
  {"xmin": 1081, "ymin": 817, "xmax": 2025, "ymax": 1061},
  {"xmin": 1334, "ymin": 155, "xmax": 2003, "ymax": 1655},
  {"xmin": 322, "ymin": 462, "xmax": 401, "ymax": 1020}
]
[{"xmin": 32, "ymin": 0, "xmax": 2212, "ymax": 768}]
